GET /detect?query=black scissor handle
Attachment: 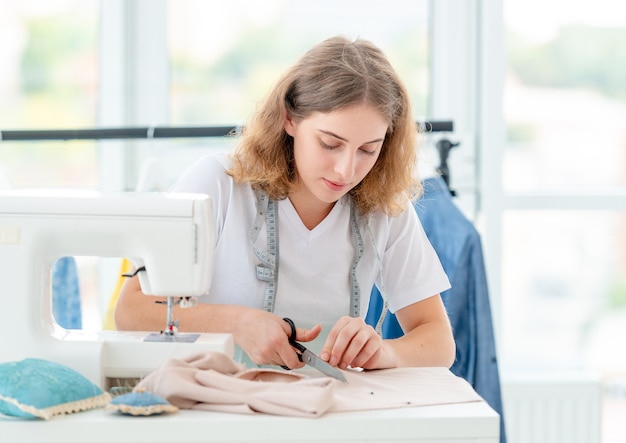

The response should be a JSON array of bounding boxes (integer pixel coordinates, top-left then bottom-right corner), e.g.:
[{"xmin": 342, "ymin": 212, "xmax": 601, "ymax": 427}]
[
  {"xmin": 283, "ymin": 317, "xmax": 297, "ymax": 341},
  {"xmin": 280, "ymin": 317, "xmax": 306, "ymax": 369},
  {"xmin": 283, "ymin": 317, "xmax": 307, "ymax": 354}
]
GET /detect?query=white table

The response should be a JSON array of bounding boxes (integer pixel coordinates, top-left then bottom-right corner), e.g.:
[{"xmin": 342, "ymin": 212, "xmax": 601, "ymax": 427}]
[{"xmin": 0, "ymin": 400, "xmax": 499, "ymax": 443}]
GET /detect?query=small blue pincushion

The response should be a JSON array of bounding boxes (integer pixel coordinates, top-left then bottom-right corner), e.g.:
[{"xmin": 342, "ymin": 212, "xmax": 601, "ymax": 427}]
[
  {"xmin": 106, "ymin": 389, "xmax": 178, "ymax": 416},
  {"xmin": 0, "ymin": 358, "xmax": 111, "ymax": 420}
]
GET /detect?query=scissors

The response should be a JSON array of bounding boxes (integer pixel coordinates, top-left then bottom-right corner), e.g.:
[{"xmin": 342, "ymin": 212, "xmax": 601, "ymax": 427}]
[{"xmin": 281, "ymin": 317, "xmax": 347, "ymax": 383}]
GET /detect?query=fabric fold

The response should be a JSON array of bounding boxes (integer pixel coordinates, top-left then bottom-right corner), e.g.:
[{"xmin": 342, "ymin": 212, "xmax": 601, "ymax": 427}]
[
  {"xmin": 136, "ymin": 352, "xmax": 336, "ymax": 417},
  {"xmin": 135, "ymin": 351, "xmax": 483, "ymax": 418}
]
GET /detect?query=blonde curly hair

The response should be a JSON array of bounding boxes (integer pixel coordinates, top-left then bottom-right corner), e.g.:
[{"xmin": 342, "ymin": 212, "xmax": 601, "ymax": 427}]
[{"xmin": 228, "ymin": 35, "xmax": 421, "ymax": 216}]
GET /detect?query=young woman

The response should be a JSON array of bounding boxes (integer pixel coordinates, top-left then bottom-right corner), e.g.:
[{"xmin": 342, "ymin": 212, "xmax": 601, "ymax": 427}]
[{"xmin": 115, "ymin": 35, "xmax": 455, "ymax": 372}]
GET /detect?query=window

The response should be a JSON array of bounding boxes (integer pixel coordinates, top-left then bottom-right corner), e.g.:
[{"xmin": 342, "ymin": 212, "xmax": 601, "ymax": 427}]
[
  {"xmin": 504, "ymin": 2, "xmax": 626, "ymax": 192},
  {"xmin": 500, "ymin": 0, "xmax": 626, "ymax": 376},
  {"xmin": 168, "ymin": 0, "xmax": 431, "ymax": 126},
  {"xmin": 502, "ymin": 211, "xmax": 626, "ymax": 371},
  {"xmin": 0, "ymin": 0, "xmax": 99, "ymax": 189}
]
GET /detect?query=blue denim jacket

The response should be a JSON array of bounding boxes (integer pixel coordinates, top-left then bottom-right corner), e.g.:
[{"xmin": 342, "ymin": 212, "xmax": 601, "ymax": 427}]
[{"xmin": 366, "ymin": 176, "xmax": 507, "ymax": 443}]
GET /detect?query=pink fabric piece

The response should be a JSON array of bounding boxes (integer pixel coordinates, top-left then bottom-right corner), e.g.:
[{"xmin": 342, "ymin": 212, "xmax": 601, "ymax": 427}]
[
  {"xmin": 135, "ymin": 352, "xmax": 336, "ymax": 417},
  {"xmin": 135, "ymin": 352, "xmax": 483, "ymax": 418}
]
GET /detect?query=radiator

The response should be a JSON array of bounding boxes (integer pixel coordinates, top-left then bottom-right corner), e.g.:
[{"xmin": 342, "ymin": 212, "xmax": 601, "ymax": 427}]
[{"xmin": 501, "ymin": 375, "xmax": 602, "ymax": 443}]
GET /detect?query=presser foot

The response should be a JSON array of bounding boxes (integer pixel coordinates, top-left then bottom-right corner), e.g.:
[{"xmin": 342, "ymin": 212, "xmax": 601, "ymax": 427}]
[
  {"xmin": 147, "ymin": 296, "xmax": 200, "ymax": 342},
  {"xmin": 143, "ymin": 331, "xmax": 201, "ymax": 343}
]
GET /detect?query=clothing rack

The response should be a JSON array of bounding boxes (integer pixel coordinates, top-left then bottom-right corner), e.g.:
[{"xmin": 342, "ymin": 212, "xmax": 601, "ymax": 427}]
[
  {"xmin": 435, "ymin": 137, "xmax": 460, "ymax": 196},
  {"xmin": 0, "ymin": 121, "xmax": 453, "ymax": 142},
  {"xmin": 0, "ymin": 121, "xmax": 458, "ymax": 194}
]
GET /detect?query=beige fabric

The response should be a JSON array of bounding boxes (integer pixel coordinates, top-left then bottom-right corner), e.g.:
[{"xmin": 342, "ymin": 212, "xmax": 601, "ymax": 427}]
[
  {"xmin": 136, "ymin": 352, "xmax": 335, "ymax": 417},
  {"xmin": 330, "ymin": 366, "xmax": 483, "ymax": 412},
  {"xmin": 135, "ymin": 351, "xmax": 482, "ymax": 418}
]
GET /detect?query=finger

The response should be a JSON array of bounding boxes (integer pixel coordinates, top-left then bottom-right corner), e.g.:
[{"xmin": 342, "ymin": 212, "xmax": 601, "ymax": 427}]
[
  {"xmin": 246, "ymin": 331, "xmax": 287, "ymax": 367},
  {"xmin": 321, "ymin": 316, "xmax": 356, "ymax": 366},
  {"xmin": 246, "ymin": 317, "xmax": 302, "ymax": 368},
  {"xmin": 277, "ymin": 345, "xmax": 304, "ymax": 369},
  {"xmin": 346, "ymin": 332, "xmax": 381, "ymax": 369},
  {"xmin": 319, "ymin": 316, "xmax": 350, "ymax": 364},
  {"xmin": 276, "ymin": 325, "xmax": 304, "ymax": 369},
  {"xmin": 282, "ymin": 324, "xmax": 322, "ymax": 368},
  {"xmin": 295, "ymin": 323, "xmax": 322, "ymax": 343},
  {"xmin": 336, "ymin": 328, "xmax": 372, "ymax": 369},
  {"xmin": 331, "ymin": 319, "xmax": 380, "ymax": 369}
]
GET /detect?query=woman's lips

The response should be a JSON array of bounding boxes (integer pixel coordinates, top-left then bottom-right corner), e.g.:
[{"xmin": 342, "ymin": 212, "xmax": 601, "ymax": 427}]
[{"xmin": 324, "ymin": 178, "xmax": 349, "ymax": 192}]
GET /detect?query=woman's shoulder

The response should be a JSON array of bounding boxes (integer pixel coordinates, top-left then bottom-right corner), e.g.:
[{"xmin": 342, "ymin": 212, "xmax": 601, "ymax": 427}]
[
  {"xmin": 169, "ymin": 152, "xmax": 233, "ymax": 193},
  {"xmin": 194, "ymin": 152, "xmax": 232, "ymax": 172},
  {"xmin": 363, "ymin": 201, "xmax": 422, "ymax": 246},
  {"xmin": 367, "ymin": 200, "xmax": 418, "ymax": 225}
]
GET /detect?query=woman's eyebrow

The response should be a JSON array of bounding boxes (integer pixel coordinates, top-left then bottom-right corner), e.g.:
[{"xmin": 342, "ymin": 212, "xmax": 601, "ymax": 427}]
[{"xmin": 319, "ymin": 129, "xmax": 384, "ymax": 145}]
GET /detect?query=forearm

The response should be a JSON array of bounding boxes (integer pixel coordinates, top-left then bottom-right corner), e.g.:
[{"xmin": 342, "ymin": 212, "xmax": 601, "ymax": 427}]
[
  {"xmin": 384, "ymin": 320, "xmax": 456, "ymax": 368},
  {"xmin": 114, "ymin": 276, "xmax": 245, "ymax": 334},
  {"xmin": 114, "ymin": 276, "xmax": 312, "ymax": 368},
  {"xmin": 383, "ymin": 294, "xmax": 456, "ymax": 368}
]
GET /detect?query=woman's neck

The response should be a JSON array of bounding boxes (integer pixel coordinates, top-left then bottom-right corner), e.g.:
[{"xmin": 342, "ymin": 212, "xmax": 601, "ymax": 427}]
[{"xmin": 288, "ymin": 190, "xmax": 335, "ymax": 230}]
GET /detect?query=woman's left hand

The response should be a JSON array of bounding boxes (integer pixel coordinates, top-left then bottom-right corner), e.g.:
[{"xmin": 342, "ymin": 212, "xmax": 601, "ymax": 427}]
[{"xmin": 319, "ymin": 316, "xmax": 395, "ymax": 370}]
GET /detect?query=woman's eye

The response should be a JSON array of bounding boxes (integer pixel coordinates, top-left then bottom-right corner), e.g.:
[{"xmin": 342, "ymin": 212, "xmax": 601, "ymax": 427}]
[
  {"xmin": 360, "ymin": 148, "xmax": 377, "ymax": 156},
  {"xmin": 321, "ymin": 141, "xmax": 339, "ymax": 150}
]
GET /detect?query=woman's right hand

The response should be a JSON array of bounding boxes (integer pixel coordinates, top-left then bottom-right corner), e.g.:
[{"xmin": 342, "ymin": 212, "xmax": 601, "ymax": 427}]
[{"xmin": 234, "ymin": 309, "xmax": 322, "ymax": 369}]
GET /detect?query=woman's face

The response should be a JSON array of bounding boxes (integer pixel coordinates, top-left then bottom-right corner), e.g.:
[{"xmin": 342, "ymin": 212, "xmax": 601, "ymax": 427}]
[{"xmin": 284, "ymin": 102, "xmax": 388, "ymax": 206}]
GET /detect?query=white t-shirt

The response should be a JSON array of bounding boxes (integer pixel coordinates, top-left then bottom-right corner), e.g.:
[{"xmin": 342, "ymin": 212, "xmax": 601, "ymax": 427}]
[{"xmin": 170, "ymin": 154, "xmax": 450, "ymax": 352}]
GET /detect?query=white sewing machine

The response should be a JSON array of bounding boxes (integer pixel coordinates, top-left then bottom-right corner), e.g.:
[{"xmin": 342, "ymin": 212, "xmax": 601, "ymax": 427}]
[{"xmin": 0, "ymin": 190, "xmax": 233, "ymax": 389}]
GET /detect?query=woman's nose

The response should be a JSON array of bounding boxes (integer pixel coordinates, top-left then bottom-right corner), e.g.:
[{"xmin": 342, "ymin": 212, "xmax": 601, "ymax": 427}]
[{"xmin": 334, "ymin": 150, "xmax": 356, "ymax": 180}]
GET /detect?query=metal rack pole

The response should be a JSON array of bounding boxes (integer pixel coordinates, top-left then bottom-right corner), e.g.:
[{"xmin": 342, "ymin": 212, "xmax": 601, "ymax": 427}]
[{"xmin": 0, "ymin": 121, "xmax": 453, "ymax": 142}]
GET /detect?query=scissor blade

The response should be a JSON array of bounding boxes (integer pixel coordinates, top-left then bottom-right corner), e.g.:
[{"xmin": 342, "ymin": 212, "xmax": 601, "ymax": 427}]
[{"xmin": 301, "ymin": 349, "xmax": 348, "ymax": 383}]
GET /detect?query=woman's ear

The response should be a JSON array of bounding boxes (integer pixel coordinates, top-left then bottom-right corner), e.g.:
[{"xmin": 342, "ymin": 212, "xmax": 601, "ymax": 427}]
[{"xmin": 284, "ymin": 112, "xmax": 296, "ymax": 137}]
